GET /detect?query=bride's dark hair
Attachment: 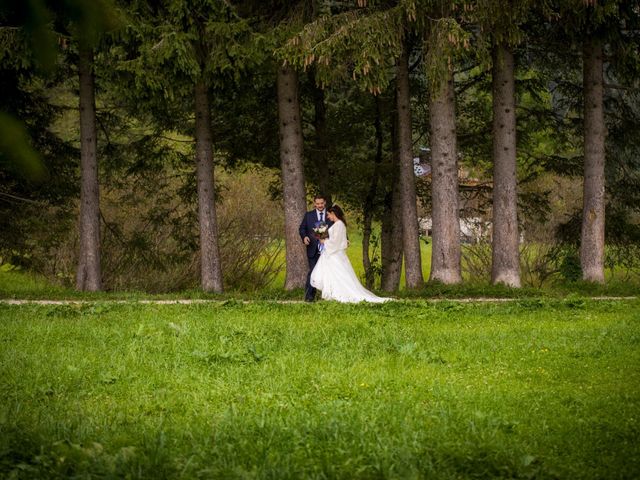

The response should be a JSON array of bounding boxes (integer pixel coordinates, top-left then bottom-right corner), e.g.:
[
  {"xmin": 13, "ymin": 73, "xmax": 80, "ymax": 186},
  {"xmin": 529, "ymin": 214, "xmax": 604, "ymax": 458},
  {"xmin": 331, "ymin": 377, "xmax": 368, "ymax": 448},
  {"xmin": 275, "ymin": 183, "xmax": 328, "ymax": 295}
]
[{"xmin": 328, "ymin": 204, "xmax": 347, "ymax": 227}]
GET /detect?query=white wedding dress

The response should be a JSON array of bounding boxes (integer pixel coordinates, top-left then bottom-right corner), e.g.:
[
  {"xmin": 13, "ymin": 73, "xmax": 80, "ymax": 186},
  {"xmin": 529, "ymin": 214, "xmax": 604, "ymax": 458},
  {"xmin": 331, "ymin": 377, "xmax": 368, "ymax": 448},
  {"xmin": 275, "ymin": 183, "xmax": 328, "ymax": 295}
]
[{"xmin": 310, "ymin": 220, "xmax": 390, "ymax": 303}]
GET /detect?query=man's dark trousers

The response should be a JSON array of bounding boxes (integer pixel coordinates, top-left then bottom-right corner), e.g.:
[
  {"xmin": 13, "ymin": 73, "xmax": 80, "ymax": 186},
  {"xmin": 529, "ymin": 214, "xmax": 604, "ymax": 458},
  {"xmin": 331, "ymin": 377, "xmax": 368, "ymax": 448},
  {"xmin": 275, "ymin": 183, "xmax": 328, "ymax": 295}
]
[{"xmin": 305, "ymin": 250, "xmax": 321, "ymax": 301}]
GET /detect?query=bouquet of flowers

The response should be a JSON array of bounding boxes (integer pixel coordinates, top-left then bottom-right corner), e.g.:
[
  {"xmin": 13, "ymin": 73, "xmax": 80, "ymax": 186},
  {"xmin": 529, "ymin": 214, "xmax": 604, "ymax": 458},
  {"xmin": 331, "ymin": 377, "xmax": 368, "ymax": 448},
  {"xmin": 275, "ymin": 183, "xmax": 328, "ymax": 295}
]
[
  {"xmin": 313, "ymin": 221, "xmax": 329, "ymax": 251},
  {"xmin": 313, "ymin": 221, "xmax": 329, "ymax": 240}
]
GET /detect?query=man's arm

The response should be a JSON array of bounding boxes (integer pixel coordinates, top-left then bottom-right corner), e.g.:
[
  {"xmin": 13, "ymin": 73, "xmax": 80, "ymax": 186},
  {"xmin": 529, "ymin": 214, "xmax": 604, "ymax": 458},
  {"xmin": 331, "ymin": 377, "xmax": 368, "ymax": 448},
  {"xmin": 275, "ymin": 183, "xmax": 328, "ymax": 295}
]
[{"xmin": 299, "ymin": 213, "xmax": 310, "ymax": 244}]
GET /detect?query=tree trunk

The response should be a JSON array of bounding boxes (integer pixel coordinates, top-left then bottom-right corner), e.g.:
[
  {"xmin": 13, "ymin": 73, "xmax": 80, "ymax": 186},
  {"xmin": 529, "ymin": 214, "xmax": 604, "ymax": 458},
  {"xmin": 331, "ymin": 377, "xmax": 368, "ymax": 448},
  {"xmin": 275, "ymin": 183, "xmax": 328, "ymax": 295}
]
[
  {"xmin": 362, "ymin": 96, "xmax": 384, "ymax": 289},
  {"xmin": 310, "ymin": 68, "xmax": 330, "ymax": 199},
  {"xmin": 580, "ymin": 39, "xmax": 606, "ymax": 283},
  {"xmin": 396, "ymin": 43, "xmax": 424, "ymax": 289},
  {"xmin": 429, "ymin": 69, "xmax": 462, "ymax": 284},
  {"xmin": 362, "ymin": 214, "xmax": 374, "ymax": 288},
  {"xmin": 491, "ymin": 43, "xmax": 520, "ymax": 287},
  {"xmin": 194, "ymin": 81, "xmax": 224, "ymax": 293},
  {"xmin": 380, "ymin": 201, "xmax": 403, "ymax": 291},
  {"xmin": 76, "ymin": 44, "xmax": 102, "ymax": 291},
  {"xmin": 277, "ymin": 66, "xmax": 308, "ymax": 290},
  {"xmin": 381, "ymin": 101, "xmax": 404, "ymax": 292}
]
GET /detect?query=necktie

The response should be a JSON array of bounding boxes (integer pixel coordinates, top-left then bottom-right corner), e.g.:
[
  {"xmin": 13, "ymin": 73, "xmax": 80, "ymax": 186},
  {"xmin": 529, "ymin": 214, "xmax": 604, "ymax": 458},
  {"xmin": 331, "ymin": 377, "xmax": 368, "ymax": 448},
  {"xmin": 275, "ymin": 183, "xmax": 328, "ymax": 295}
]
[{"xmin": 320, "ymin": 212, "xmax": 323, "ymax": 222}]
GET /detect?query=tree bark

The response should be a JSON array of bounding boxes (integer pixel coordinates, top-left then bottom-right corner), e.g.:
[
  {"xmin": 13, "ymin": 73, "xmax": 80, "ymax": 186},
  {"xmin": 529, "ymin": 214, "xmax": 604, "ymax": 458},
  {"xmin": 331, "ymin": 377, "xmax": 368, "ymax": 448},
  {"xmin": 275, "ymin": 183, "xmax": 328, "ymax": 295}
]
[
  {"xmin": 310, "ymin": 68, "xmax": 330, "ymax": 199},
  {"xmin": 76, "ymin": 44, "xmax": 102, "ymax": 291},
  {"xmin": 277, "ymin": 66, "xmax": 308, "ymax": 290},
  {"xmin": 381, "ymin": 108, "xmax": 403, "ymax": 292},
  {"xmin": 362, "ymin": 96, "xmax": 384, "ymax": 289},
  {"xmin": 580, "ymin": 39, "xmax": 606, "ymax": 283},
  {"xmin": 491, "ymin": 43, "xmax": 521, "ymax": 287},
  {"xmin": 429, "ymin": 69, "xmax": 462, "ymax": 284},
  {"xmin": 194, "ymin": 80, "xmax": 224, "ymax": 293},
  {"xmin": 380, "ymin": 200, "xmax": 403, "ymax": 291},
  {"xmin": 396, "ymin": 43, "xmax": 424, "ymax": 289}
]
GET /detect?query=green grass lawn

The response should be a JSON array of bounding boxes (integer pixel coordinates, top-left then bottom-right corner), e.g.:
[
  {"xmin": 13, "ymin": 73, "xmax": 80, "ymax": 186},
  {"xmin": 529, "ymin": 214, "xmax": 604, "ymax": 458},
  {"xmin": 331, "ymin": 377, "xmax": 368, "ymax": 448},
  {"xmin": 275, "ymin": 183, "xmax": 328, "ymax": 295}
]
[
  {"xmin": 343, "ymin": 232, "xmax": 433, "ymax": 288},
  {"xmin": 1, "ymin": 266, "xmax": 638, "ymax": 302},
  {"xmin": 1, "ymin": 299, "xmax": 639, "ymax": 479}
]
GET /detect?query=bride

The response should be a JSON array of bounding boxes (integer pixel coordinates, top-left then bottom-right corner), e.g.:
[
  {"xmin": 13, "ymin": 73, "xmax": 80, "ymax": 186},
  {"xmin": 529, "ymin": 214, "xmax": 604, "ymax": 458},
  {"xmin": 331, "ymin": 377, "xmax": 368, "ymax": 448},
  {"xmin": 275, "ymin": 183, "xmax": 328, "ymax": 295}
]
[{"xmin": 310, "ymin": 205, "xmax": 391, "ymax": 303}]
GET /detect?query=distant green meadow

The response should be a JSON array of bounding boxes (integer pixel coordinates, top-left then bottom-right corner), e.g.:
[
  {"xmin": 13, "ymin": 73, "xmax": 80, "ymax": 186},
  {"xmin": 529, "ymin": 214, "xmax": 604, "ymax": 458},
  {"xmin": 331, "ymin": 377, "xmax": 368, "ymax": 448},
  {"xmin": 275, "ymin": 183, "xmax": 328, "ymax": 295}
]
[
  {"xmin": 1, "ymin": 299, "xmax": 639, "ymax": 479},
  {"xmin": 268, "ymin": 231, "xmax": 433, "ymax": 291}
]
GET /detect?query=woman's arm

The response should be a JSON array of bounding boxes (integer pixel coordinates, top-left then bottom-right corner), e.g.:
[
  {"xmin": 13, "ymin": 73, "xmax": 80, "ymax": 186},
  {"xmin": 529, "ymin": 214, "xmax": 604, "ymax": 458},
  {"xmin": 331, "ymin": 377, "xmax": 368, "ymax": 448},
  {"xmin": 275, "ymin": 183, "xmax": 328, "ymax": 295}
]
[{"xmin": 323, "ymin": 222, "xmax": 348, "ymax": 254}]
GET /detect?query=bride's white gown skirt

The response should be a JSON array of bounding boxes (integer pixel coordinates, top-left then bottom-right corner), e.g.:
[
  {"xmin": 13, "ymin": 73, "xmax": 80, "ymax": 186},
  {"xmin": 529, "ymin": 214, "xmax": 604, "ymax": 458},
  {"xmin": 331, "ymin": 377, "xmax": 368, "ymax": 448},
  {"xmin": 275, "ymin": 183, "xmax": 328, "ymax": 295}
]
[{"xmin": 310, "ymin": 221, "xmax": 390, "ymax": 303}]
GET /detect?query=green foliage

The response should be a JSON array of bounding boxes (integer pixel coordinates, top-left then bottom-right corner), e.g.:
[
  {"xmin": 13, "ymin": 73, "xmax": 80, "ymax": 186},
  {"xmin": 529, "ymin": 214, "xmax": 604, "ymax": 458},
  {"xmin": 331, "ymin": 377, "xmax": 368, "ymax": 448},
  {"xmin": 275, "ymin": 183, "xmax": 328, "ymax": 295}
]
[
  {"xmin": 423, "ymin": 14, "xmax": 471, "ymax": 95},
  {"xmin": 554, "ymin": 0, "xmax": 629, "ymax": 38},
  {"xmin": 0, "ymin": 41, "xmax": 79, "ymax": 260},
  {"xmin": 115, "ymin": 0, "xmax": 254, "ymax": 92},
  {"xmin": 278, "ymin": 1, "xmax": 474, "ymax": 94},
  {"xmin": 558, "ymin": 246, "xmax": 582, "ymax": 282},
  {"xmin": 0, "ymin": 299, "xmax": 639, "ymax": 478},
  {"xmin": 0, "ymin": 16, "xmax": 49, "ymax": 179},
  {"xmin": 279, "ymin": 6, "xmax": 405, "ymax": 94},
  {"xmin": 0, "ymin": 112, "xmax": 46, "ymax": 181},
  {"xmin": 471, "ymin": 0, "xmax": 536, "ymax": 46}
]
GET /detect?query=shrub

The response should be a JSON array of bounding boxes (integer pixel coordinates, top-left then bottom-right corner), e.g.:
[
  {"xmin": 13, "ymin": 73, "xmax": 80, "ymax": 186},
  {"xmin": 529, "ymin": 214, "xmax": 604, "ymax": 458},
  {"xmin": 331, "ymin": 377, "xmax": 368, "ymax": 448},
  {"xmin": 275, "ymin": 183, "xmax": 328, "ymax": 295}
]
[{"xmin": 10, "ymin": 166, "xmax": 284, "ymax": 293}]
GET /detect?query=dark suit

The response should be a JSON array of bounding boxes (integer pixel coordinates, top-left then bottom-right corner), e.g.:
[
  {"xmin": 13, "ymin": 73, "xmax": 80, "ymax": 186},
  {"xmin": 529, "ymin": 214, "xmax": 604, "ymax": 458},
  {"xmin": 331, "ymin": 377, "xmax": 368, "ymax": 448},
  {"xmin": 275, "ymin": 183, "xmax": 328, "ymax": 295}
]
[{"xmin": 299, "ymin": 210, "xmax": 333, "ymax": 301}]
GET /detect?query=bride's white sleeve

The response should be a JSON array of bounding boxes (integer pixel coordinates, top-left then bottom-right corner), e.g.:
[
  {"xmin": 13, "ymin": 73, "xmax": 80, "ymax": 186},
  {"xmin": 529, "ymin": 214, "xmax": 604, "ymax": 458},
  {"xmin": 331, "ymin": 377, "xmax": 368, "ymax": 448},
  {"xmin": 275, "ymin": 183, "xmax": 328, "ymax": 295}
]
[{"xmin": 323, "ymin": 222, "xmax": 348, "ymax": 254}]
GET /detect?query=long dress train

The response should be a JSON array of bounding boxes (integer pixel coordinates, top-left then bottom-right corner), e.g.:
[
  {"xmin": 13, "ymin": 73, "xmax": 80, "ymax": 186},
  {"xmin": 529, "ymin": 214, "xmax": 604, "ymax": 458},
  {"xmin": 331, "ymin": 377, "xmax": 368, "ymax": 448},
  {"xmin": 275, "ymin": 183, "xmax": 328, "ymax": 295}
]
[{"xmin": 310, "ymin": 220, "xmax": 390, "ymax": 303}]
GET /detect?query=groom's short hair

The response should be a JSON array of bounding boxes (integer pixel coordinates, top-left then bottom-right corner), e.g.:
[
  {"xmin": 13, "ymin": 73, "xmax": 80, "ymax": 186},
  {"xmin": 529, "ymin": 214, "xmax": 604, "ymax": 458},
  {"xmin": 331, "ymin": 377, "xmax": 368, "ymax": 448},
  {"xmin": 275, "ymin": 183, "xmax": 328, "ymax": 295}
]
[{"xmin": 313, "ymin": 194, "xmax": 326, "ymax": 201}]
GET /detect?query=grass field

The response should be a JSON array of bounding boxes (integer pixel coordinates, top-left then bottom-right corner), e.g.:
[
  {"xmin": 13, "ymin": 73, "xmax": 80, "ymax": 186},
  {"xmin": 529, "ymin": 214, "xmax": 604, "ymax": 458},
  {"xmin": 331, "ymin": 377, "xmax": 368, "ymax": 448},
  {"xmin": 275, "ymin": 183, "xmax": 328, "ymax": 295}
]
[{"xmin": 1, "ymin": 299, "xmax": 639, "ymax": 479}]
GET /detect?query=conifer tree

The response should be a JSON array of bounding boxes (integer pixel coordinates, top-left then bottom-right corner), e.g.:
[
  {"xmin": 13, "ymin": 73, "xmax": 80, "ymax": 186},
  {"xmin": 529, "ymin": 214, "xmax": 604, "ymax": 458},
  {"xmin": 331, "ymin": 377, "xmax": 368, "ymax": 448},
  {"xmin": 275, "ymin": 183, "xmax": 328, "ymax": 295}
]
[{"xmin": 118, "ymin": 0, "xmax": 253, "ymax": 292}]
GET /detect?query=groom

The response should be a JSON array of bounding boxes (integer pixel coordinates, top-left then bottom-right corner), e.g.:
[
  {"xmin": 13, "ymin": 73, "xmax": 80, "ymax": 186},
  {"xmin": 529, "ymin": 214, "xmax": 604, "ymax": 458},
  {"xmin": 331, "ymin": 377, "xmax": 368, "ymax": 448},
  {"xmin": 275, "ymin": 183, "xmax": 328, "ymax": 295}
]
[{"xmin": 299, "ymin": 194, "xmax": 333, "ymax": 302}]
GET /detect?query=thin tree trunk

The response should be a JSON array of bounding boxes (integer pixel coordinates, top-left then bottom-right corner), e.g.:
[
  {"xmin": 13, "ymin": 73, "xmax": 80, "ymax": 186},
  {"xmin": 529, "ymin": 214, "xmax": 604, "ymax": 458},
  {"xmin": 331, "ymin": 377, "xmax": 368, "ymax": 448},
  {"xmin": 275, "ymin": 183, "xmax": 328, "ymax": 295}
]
[
  {"xmin": 310, "ymin": 68, "xmax": 330, "ymax": 199},
  {"xmin": 491, "ymin": 43, "xmax": 520, "ymax": 287},
  {"xmin": 580, "ymin": 39, "xmax": 606, "ymax": 283},
  {"xmin": 362, "ymin": 96, "xmax": 384, "ymax": 289},
  {"xmin": 277, "ymin": 66, "xmax": 308, "ymax": 290},
  {"xmin": 381, "ymin": 105, "xmax": 404, "ymax": 292},
  {"xmin": 396, "ymin": 43, "xmax": 424, "ymax": 289},
  {"xmin": 194, "ymin": 80, "xmax": 223, "ymax": 293},
  {"xmin": 429, "ymin": 69, "xmax": 462, "ymax": 284},
  {"xmin": 76, "ymin": 44, "xmax": 102, "ymax": 291}
]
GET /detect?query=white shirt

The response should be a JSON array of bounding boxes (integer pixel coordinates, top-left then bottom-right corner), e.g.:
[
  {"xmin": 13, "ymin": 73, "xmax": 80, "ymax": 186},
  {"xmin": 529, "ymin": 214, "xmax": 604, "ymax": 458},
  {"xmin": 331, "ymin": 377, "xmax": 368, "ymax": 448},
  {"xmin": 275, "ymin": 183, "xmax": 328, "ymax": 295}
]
[{"xmin": 316, "ymin": 210, "xmax": 325, "ymax": 222}]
